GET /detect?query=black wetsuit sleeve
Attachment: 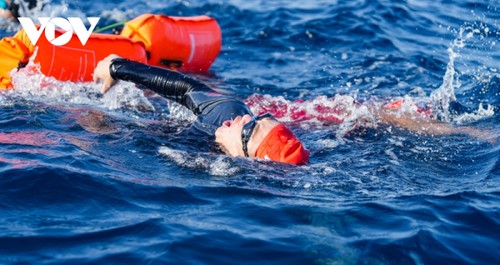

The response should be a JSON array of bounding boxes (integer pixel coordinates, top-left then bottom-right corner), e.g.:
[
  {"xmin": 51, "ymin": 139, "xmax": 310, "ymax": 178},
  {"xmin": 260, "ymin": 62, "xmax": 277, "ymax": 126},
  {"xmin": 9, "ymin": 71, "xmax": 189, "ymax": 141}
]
[
  {"xmin": 109, "ymin": 58, "xmax": 214, "ymax": 114},
  {"xmin": 109, "ymin": 58, "xmax": 253, "ymax": 134}
]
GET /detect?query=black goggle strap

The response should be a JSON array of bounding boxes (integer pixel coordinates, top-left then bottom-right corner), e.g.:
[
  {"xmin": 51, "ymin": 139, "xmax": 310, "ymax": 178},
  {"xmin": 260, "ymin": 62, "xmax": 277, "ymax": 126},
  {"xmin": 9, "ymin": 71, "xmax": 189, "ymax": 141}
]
[
  {"xmin": 241, "ymin": 113, "xmax": 275, "ymax": 157},
  {"xmin": 241, "ymin": 126, "xmax": 253, "ymax": 157}
]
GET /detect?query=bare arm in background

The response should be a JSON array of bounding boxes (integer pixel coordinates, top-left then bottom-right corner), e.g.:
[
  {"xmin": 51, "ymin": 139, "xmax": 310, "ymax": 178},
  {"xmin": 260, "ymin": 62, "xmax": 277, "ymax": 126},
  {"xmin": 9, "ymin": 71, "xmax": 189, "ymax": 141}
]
[{"xmin": 376, "ymin": 108, "xmax": 498, "ymax": 143}]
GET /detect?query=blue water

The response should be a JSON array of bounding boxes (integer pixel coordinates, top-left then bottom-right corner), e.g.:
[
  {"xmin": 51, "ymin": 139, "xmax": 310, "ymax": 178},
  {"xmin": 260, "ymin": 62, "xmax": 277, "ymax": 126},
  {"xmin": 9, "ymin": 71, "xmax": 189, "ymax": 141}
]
[{"xmin": 1, "ymin": 0, "xmax": 499, "ymax": 264}]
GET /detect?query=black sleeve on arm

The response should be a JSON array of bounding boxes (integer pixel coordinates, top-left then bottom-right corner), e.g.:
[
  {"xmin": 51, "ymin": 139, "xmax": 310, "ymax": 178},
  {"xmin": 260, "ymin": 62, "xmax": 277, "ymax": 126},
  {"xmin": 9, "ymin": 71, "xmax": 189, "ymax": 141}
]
[{"xmin": 109, "ymin": 58, "xmax": 214, "ymax": 112}]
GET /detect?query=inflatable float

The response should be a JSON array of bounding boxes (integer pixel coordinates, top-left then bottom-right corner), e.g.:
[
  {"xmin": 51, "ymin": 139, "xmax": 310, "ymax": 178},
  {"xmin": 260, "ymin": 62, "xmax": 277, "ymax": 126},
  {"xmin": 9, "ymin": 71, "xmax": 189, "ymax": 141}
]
[{"xmin": 0, "ymin": 14, "xmax": 221, "ymax": 89}]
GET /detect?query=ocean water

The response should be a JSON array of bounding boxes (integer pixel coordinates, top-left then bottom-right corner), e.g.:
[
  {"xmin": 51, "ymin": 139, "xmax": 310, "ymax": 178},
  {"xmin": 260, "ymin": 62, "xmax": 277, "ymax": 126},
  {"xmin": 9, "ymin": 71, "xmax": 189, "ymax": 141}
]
[{"xmin": 0, "ymin": 0, "xmax": 499, "ymax": 264}]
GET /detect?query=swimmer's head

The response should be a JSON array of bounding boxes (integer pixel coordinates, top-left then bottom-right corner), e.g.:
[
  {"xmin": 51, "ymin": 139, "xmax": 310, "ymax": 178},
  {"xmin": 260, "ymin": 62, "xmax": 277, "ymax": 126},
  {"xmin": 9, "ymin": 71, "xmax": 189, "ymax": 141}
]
[
  {"xmin": 215, "ymin": 113, "xmax": 309, "ymax": 165},
  {"xmin": 1, "ymin": 0, "xmax": 42, "ymax": 20},
  {"xmin": 0, "ymin": 0, "xmax": 8, "ymax": 10},
  {"xmin": 253, "ymin": 123, "xmax": 310, "ymax": 165}
]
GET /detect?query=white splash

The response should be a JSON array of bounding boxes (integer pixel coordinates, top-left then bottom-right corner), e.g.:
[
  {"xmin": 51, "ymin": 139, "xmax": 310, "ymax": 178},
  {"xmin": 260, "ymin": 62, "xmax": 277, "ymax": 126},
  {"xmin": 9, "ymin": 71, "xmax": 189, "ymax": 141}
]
[
  {"xmin": 0, "ymin": 0, "xmax": 87, "ymax": 32},
  {"xmin": 429, "ymin": 28, "xmax": 468, "ymax": 121},
  {"xmin": 168, "ymin": 101, "xmax": 197, "ymax": 122},
  {"xmin": 158, "ymin": 146, "xmax": 240, "ymax": 176},
  {"xmin": 245, "ymin": 93, "xmax": 377, "ymax": 137},
  {"xmin": 430, "ymin": 24, "xmax": 496, "ymax": 122},
  {"xmin": 7, "ymin": 59, "xmax": 154, "ymax": 112},
  {"xmin": 453, "ymin": 103, "xmax": 495, "ymax": 125}
]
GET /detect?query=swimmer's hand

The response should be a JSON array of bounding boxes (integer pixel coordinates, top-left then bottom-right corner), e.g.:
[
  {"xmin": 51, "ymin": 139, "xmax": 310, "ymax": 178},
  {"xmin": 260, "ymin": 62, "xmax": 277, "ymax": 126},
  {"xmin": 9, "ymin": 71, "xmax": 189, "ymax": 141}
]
[{"xmin": 93, "ymin": 54, "xmax": 120, "ymax": 94}]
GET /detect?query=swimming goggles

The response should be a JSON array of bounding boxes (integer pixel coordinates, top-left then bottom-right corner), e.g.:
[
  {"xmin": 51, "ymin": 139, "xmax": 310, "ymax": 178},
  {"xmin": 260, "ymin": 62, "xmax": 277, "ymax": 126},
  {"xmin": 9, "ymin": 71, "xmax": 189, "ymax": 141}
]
[{"xmin": 241, "ymin": 113, "xmax": 276, "ymax": 157}]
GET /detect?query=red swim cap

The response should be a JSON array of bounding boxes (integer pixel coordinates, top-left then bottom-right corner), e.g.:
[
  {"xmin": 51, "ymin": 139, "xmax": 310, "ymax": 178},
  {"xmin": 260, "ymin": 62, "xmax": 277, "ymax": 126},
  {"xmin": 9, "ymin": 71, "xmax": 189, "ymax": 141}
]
[{"xmin": 255, "ymin": 124, "xmax": 310, "ymax": 165}]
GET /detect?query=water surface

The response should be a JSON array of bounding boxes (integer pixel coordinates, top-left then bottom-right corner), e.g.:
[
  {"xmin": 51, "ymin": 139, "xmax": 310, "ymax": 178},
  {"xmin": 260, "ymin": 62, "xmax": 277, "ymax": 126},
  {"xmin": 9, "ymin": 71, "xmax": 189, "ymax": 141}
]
[{"xmin": 0, "ymin": 0, "xmax": 499, "ymax": 264}]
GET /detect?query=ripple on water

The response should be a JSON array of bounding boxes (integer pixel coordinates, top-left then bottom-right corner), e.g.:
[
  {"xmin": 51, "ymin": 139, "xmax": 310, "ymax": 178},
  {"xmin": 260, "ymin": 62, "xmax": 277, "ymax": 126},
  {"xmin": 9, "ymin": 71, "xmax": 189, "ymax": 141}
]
[{"xmin": 0, "ymin": 0, "xmax": 499, "ymax": 264}]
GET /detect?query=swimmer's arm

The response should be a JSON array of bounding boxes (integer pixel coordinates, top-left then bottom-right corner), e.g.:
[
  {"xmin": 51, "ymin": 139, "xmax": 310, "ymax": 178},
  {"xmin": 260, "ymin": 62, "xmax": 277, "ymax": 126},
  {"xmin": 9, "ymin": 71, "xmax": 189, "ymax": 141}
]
[
  {"xmin": 93, "ymin": 54, "xmax": 212, "ymax": 109},
  {"xmin": 376, "ymin": 108, "xmax": 497, "ymax": 142},
  {"xmin": 377, "ymin": 108, "xmax": 455, "ymax": 134}
]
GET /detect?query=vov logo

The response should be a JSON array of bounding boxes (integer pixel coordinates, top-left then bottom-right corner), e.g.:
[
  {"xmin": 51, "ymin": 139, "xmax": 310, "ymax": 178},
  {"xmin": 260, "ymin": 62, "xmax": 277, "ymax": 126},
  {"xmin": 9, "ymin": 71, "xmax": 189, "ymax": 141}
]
[{"xmin": 18, "ymin": 17, "xmax": 100, "ymax": 46}]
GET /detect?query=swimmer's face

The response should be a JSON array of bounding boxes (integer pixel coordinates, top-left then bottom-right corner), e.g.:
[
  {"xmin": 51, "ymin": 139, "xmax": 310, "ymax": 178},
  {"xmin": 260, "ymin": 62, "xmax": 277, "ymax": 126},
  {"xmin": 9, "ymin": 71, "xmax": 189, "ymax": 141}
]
[{"xmin": 215, "ymin": 114, "xmax": 279, "ymax": 158}]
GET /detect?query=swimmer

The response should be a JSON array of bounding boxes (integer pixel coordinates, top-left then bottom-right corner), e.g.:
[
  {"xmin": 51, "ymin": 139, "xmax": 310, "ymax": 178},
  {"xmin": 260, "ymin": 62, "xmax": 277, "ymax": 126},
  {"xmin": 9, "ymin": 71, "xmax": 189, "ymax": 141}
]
[
  {"xmin": 0, "ymin": 0, "xmax": 43, "ymax": 20},
  {"xmin": 93, "ymin": 54, "xmax": 310, "ymax": 165}
]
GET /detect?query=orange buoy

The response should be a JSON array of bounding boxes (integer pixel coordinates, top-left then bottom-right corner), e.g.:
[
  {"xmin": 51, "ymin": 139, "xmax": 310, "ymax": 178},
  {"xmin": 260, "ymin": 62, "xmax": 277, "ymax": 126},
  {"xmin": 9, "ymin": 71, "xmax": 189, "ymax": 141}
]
[
  {"xmin": 0, "ymin": 29, "xmax": 147, "ymax": 88},
  {"xmin": 0, "ymin": 14, "xmax": 221, "ymax": 89},
  {"xmin": 30, "ymin": 29, "xmax": 147, "ymax": 82},
  {"xmin": 120, "ymin": 14, "xmax": 221, "ymax": 72}
]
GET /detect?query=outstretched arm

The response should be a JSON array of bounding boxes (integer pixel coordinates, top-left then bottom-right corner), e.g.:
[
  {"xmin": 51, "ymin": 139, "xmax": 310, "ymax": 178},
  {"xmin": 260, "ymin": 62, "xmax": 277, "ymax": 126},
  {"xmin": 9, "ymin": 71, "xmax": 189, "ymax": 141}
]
[
  {"xmin": 93, "ymin": 54, "xmax": 215, "ymax": 114},
  {"xmin": 376, "ymin": 108, "xmax": 497, "ymax": 143}
]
